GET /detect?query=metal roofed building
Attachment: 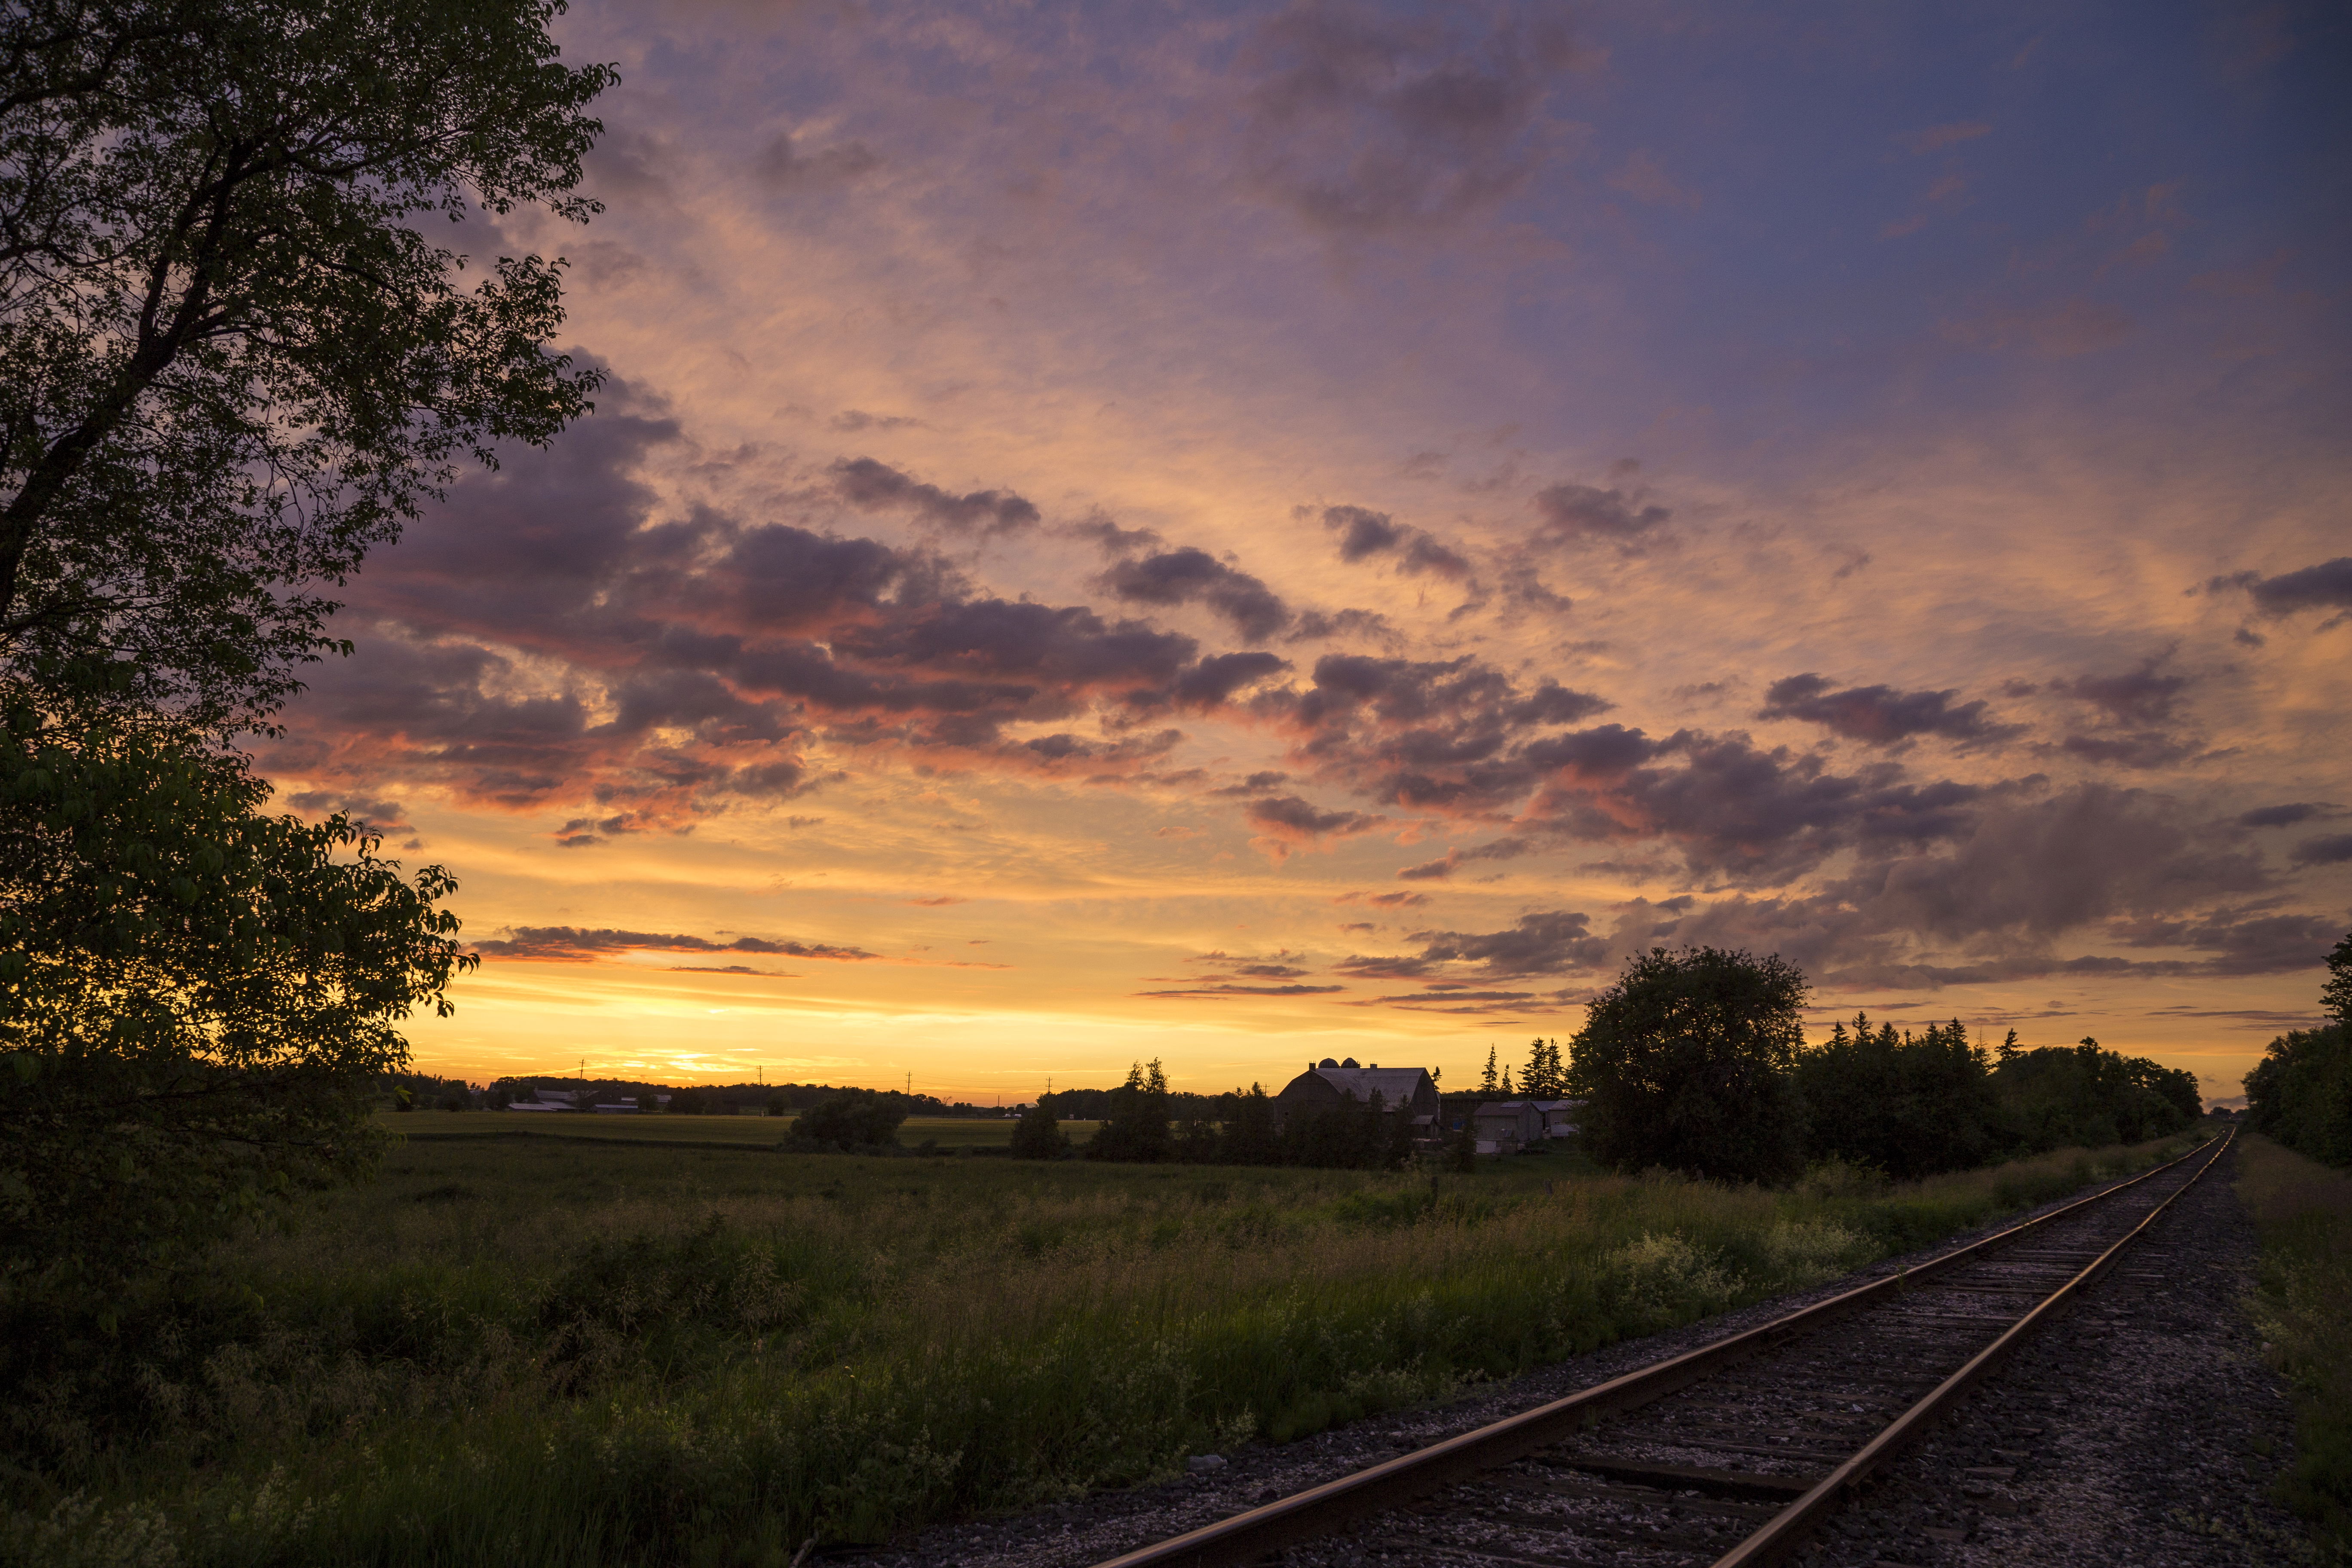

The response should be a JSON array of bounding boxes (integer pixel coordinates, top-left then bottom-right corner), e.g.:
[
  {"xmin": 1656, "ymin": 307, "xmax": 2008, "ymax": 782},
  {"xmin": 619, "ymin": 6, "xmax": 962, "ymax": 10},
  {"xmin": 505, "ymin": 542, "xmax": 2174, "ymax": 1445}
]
[
  {"xmin": 1473, "ymin": 1098, "xmax": 1588, "ymax": 1153},
  {"xmin": 1274, "ymin": 1058, "xmax": 1443, "ymax": 1136}
]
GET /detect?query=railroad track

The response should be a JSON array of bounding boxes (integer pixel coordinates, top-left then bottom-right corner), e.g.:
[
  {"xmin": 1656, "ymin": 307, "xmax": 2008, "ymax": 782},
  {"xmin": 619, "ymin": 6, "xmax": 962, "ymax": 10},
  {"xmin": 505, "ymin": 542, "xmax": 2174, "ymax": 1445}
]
[{"xmin": 1093, "ymin": 1132, "xmax": 2232, "ymax": 1568}]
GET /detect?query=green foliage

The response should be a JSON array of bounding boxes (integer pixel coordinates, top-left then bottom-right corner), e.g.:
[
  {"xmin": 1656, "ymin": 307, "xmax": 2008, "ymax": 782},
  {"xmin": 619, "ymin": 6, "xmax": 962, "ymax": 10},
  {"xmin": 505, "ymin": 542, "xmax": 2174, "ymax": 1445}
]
[
  {"xmin": 1008, "ymin": 1099, "xmax": 1069, "ymax": 1159},
  {"xmin": 1451, "ymin": 1111, "xmax": 1478, "ymax": 1173},
  {"xmin": 1279, "ymin": 1090, "xmax": 1409, "ymax": 1171},
  {"xmin": 1084, "ymin": 1059, "xmax": 1173, "ymax": 1163},
  {"xmin": 1218, "ymin": 1083, "xmax": 1283, "ymax": 1167},
  {"xmin": 2236, "ymin": 1134, "xmax": 2352, "ymax": 1557},
  {"xmin": 1993, "ymin": 1037, "xmax": 2198, "ymax": 1153},
  {"xmin": 1567, "ymin": 946, "xmax": 1810, "ymax": 1184},
  {"xmin": 0, "ymin": 705, "xmax": 470, "ymax": 1291},
  {"xmin": 1519, "ymin": 1037, "xmax": 1565, "ymax": 1099},
  {"xmin": 1797, "ymin": 1015, "xmax": 2006, "ymax": 1179},
  {"xmin": 0, "ymin": 0, "xmax": 613, "ymax": 732},
  {"xmin": 2245, "ymin": 1026, "xmax": 2352, "ymax": 1169},
  {"xmin": 791, "ymin": 1089, "xmax": 905, "ymax": 1151}
]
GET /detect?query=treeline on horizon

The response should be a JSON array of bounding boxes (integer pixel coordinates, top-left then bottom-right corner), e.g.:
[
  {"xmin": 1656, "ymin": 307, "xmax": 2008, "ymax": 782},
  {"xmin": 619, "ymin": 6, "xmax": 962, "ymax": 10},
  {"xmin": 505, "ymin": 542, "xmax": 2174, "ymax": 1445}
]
[
  {"xmin": 383, "ymin": 1074, "xmax": 1010, "ymax": 1118},
  {"xmin": 992, "ymin": 1016, "xmax": 2206, "ymax": 1183}
]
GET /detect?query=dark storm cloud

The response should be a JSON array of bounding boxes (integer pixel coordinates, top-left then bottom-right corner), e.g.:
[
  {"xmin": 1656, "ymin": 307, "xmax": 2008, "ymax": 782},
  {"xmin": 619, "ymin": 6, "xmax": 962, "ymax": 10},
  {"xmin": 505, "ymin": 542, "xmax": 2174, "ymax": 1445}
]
[
  {"xmin": 2293, "ymin": 833, "xmax": 2352, "ymax": 867},
  {"xmin": 1237, "ymin": 0, "xmax": 1583, "ymax": 233},
  {"xmin": 1167, "ymin": 652, "xmax": 1291, "ymax": 710},
  {"xmin": 2058, "ymin": 731, "xmax": 2203, "ymax": 770},
  {"xmin": 1759, "ymin": 673, "xmax": 2021, "ymax": 747},
  {"xmin": 2107, "ymin": 909, "xmax": 2344, "ymax": 974},
  {"xmin": 1257, "ymin": 653, "xmax": 1612, "ymax": 812},
  {"xmin": 1629, "ymin": 784, "xmax": 2305, "ymax": 989},
  {"xmin": 1069, "ymin": 516, "xmax": 1164, "ymax": 556},
  {"xmin": 1288, "ymin": 606, "xmax": 1400, "ymax": 643},
  {"xmin": 1322, "ymin": 504, "xmax": 1471, "ymax": 578},
  {"xmin": 1099, "ymin": 548, "xmax": 1292, "ymax": 642},
  {"xmin": 1519, "ymin": 727, "xmax": 1984, "ymax": 884},
  {"xmin": 1335, "ymin": 909, "xmax": 1608, "ymax": 983},
  {"xmin": 472, "ymin": 926, "xmax": 879, "ymax": 962},
  {"xmin": 265, "ymin": 413, "xmax": 1286, "ymax": 824},
  {"xmin": 1395, "ymin": 834, "xmax": 1533, "ymax": 880},
  {"xmin": 1243, "ymin": 793, "xmax": 1385, "ymax": 843},
  {"xmin": 830, "ymin": 456, "xmax": 1041, "ymax": 536},
  {"xmin": 2239, "ymin": 803, "xmax": 2339, "ymax": 828},
  {"xmin": 2060, "ymin": 655, "xmax": 2190, "ymax": 724},
  {"xmin": 2211, "ymin": 557, "xmax": 2352, "ymax": 618},
  {"xmin": 1531, "ymin": 481, "xmax": 1670, "ymax": 545}
]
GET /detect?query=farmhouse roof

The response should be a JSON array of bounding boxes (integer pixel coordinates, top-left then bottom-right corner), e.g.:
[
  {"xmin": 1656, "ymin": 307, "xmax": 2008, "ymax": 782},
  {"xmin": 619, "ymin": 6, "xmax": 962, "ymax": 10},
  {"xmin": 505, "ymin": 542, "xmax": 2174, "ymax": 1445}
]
[{"xmin": 1283, "ymin": 1065, "xmax": 1433, "ymax": 1103}]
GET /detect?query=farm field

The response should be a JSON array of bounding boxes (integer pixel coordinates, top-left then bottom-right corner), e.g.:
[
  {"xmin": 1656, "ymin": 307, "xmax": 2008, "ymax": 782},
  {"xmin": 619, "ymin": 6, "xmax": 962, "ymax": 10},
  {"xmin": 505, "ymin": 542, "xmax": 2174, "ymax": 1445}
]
[
  {"xmin": 6, "ymin": 1132, "xmax": 2206, "ymax": 1568},
  {"xmin": 382, "ymin": 1109, "xmax": 1102, "ymax": 1148}
]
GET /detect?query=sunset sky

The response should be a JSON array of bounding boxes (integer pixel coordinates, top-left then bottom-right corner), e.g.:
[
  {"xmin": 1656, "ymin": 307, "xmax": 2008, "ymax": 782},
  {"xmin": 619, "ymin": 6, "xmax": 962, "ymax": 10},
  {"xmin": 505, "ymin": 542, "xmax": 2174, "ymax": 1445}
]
[{"xmin": 260, "ymin": 0, "xmax": 2351, "ymax": 1105}]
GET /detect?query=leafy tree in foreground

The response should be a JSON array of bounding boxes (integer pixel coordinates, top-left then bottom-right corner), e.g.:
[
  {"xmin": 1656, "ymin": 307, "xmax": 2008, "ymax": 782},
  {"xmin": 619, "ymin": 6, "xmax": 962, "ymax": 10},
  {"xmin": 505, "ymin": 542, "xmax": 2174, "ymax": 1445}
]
[
  {"xmin": 1, "ymin": 0, "xmax": 612, "ymax": 730},
  {"xmin": 0, "ymin": 0, "xmax": 612, "ymax": 1283},
  {"xmin": 1566, "ymin": 946, "xmax": 1810, "ymax": 1184},
  {"xmin": 0, "ymin": 705, "xmax": 469, "ymax": 1289}
]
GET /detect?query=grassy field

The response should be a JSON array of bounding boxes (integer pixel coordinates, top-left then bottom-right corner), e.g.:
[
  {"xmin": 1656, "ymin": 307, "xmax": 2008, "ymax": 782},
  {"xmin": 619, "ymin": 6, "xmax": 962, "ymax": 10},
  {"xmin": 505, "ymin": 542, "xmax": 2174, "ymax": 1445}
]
[
  {"xmin": 383, "ymin": 1110, "xmax": 1104, "ymax": 1148},
  {"xmin": 1, "ymin": 1133, "xmax": 2205, "ymax": 1568},
  {"xmin": 2236, "ymin": 1134, "xmax": 2352, "ymax": 1559}
]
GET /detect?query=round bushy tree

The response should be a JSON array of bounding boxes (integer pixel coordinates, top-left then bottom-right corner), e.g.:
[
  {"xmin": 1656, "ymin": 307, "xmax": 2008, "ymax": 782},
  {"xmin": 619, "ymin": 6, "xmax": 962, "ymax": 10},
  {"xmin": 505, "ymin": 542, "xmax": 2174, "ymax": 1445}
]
[{"xmin": 1567, "ymin": 945, "xmax": 1810, "ymax": 1185}]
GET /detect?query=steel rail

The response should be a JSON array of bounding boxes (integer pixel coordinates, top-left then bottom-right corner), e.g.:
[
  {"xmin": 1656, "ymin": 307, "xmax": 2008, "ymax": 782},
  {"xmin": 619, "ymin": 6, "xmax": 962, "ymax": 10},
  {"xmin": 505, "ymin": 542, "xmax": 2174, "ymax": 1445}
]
[
  {"xmin": 1087, "ymin": 1133, "xmax": 2226, "ymax": 1568},
  {"xmin": 1707, "ymin": 1127, "xmax": 2233, "ymax": 1568}
]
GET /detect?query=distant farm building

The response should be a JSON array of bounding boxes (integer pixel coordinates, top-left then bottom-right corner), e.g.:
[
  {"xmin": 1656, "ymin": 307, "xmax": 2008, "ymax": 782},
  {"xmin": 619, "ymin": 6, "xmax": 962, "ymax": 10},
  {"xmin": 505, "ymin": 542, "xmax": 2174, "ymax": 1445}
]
[
  {"xmin": 506, "ymin": 1088, "xmax": 582, "ymax": 1112},
  {"xmin": 1275, "ymin": 1059, "xmax": 1442, "ymax": 1139},
  {"xmin": 1473, "ymin": 1098, "xmax": 1586, "ymax": 1154}
]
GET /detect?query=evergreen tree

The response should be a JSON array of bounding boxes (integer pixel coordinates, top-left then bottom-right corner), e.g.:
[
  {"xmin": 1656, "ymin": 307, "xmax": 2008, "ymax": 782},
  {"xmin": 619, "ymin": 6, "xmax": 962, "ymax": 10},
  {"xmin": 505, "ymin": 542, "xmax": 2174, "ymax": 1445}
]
[
  {"xmin": 1521, "ymin": 1037, "xmax": 1565, "ymax": 1099},
  {"xmin": 1479, "ymin": 1045, "xmax": 1500, "ymax": 1095},
  {"xmin": 1084, "ymin": 1059, "xmax": 1174, "ymax": 1162}
]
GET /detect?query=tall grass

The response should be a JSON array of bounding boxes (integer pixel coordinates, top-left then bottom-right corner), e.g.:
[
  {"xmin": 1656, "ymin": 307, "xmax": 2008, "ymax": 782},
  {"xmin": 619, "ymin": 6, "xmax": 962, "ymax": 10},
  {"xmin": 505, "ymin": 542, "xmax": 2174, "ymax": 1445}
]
[
  {"xmin": 0, "ymin": 1135, "xmax": 2199, "ymax": 1568},
  {"xmin": 2237, "ymin": 1134, "xmax": 2352, "ymax": 1560}
]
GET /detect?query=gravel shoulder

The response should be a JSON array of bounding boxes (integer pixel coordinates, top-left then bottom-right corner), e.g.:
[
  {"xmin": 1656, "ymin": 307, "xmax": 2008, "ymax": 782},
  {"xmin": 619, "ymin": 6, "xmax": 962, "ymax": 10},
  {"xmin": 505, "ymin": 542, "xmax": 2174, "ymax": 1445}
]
[
  {"xmin": 1802, "ymin": 1140, "xmax": 2307, "ymax": 1568},
  {"xmin": 864, "ymin": 1145, "xmax": 2300, "ymax": 1568}
]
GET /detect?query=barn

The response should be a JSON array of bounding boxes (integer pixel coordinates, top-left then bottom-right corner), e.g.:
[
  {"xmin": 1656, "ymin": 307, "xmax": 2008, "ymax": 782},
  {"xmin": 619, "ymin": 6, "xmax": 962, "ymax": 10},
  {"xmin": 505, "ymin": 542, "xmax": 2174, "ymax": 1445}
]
[{"xmin": 1274, "ymin": 1058, "xmax": 1443, "ymax": 1139}]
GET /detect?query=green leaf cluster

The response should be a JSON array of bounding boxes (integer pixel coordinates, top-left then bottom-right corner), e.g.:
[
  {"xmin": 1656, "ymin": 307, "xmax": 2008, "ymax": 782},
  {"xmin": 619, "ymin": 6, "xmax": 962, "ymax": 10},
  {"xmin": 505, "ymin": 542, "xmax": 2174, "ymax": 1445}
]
[
  {"xmin": 1, "ymin": 0, "xmax": 612, "ymax": 731},
  {"xmin": 1566, "ymin": 945, "xmax": 1812, "ymax": 1185},
  {"xmin": 0, "ymin": 691, "xmax": 473, "ymax": 1290}
]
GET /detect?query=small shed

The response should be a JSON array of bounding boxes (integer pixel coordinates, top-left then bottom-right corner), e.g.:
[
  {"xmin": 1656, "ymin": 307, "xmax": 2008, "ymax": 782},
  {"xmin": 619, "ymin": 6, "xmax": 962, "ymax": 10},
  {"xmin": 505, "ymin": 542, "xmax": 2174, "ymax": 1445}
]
[
  {"xmin": 1274, "ymin": 1059, "xmax": 1443, "ymax": 1136},
  {"xmin": 1472, "ymin": 1100, "xmax": 1544, "ymax": 1153},
  {"xmin": 1529, "ymin": 1098, "xmax": 1585, "ymax": 1139}
]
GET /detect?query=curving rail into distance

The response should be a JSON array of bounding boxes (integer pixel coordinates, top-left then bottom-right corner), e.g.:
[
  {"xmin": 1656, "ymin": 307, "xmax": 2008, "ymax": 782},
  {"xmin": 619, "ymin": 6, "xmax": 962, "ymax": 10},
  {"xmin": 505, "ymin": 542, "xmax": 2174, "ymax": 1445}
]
[{"xmin": 1092, "ymin": 1131, "xmax": 2232, "ymax": 1568}]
